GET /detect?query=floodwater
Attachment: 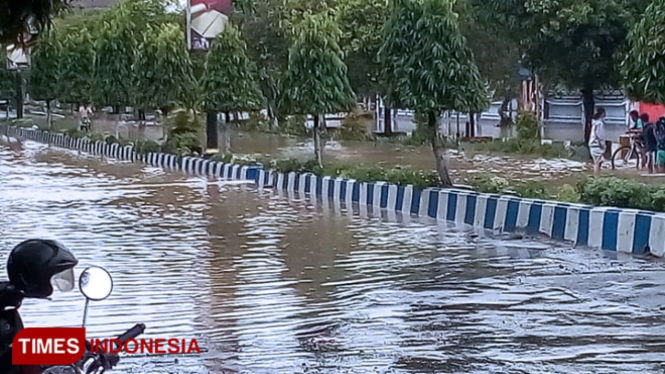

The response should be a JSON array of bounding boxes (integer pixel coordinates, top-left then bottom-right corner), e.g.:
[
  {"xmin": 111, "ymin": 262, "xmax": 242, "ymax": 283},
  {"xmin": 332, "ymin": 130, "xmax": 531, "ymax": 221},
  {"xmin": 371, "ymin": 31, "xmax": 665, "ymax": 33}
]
[{"xmin": 4, "ymin": 140, "xmax": 665, "ymax": 373}]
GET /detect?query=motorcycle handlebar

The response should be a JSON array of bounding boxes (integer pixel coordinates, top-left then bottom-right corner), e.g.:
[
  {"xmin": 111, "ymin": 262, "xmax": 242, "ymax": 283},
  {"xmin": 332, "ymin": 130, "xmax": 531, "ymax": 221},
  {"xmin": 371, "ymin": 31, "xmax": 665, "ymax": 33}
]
[{"xmin": 116, "ymin": 323, "xmax": 146, "ymax": 345}]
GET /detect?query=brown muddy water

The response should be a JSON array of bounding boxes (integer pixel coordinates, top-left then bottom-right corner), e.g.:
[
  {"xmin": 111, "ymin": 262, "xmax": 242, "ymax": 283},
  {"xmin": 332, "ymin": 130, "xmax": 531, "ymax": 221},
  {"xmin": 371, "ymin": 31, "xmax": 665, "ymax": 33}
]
[{"xmin": 4, "ymin": 139, "xmax": 665, "ymax": 373}]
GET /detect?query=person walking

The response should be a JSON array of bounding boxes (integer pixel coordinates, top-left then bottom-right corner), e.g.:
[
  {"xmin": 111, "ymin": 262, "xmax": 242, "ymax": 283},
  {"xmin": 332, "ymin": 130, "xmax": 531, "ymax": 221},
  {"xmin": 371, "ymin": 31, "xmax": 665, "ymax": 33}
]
[
  {"xmin": 78, "ymin": 104, "xmax": 93, "ymax": 132},
  {"xmin": 588, "ymin": 108, "xmax": 607, "ymax": 173},
  {"xmin": 642, "ymin": 114, "xmax": 657, "ymax": 173}
]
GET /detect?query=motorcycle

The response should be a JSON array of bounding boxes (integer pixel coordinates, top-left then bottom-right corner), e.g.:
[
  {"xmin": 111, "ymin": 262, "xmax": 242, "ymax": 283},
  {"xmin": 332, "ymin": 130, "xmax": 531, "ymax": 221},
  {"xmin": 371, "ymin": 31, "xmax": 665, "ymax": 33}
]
[{"xmin": 42, "ymin": 267, "xmax": 145, "ymax": 374}]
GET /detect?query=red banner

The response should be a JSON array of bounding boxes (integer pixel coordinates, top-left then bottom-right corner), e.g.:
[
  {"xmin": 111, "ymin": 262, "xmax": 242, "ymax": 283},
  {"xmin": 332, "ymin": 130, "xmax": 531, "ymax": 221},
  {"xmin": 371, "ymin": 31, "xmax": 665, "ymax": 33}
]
[
  {"xmin": 12, "ymin": 328, "xmax": 86, "ymax": 366},
  {"xmin": 188, "ymin": 0, "xmax": 233, "ymax": 50}
]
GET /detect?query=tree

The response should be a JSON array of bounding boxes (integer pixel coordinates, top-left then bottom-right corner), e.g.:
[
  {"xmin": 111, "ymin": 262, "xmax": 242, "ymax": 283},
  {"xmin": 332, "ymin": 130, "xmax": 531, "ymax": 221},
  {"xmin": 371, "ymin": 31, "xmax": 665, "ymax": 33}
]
[
  {"xmin": 380, "ymin": 0, "xmax": 488, "ymax": 187},
  {"xmin": 472, "ymin": 0, "xmax": 643, "ymax": 144},
  {"xmin": 0, "ymin": 0, "xmax": 70, "ymax": 45},
  {"xmin": 279, "ymin": 12, "xmax": 356, "ymax": 165},
  {"xmin": 621, "ymin": 0, "xmax": 665, "ymax": 105},
  {"xmin": 200, "ymin": 26, "xmax": 263, "ymax": 152},
  {"xmin": 233, "ymin": 0, "xmax": 290, "ymax": 128},
  {"xmin": 28, "ymin": 28, "xmax": 64, "ymax": 130},
  {"xmin": 57, "ymin": 13, "xmax": 97, "ymax": 107},
  {"xmin": 335, "ymin": 0, "xmax": 392, "ymax": 134},
  {"xmin": 134, "ymin": 22, "xmax": 195, "ymax": 117},
  {"xmin": 94, "ymin": 0, "xmax": 173, "ymax": 114}
]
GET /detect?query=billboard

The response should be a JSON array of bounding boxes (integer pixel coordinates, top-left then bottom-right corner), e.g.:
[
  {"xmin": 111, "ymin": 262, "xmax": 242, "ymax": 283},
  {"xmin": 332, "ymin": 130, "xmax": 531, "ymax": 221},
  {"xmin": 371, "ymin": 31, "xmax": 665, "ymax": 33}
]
[{"xmin": 187, "ymin": 0, "xmax": 232, "ymax": 50}]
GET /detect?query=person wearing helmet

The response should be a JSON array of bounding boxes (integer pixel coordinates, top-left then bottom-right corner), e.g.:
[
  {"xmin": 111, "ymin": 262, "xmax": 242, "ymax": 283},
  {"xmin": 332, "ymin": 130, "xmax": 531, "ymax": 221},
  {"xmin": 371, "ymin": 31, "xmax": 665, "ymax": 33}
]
[{"xmin": 0, "ymin": 239, "xmax": 78, "ymax": 374}]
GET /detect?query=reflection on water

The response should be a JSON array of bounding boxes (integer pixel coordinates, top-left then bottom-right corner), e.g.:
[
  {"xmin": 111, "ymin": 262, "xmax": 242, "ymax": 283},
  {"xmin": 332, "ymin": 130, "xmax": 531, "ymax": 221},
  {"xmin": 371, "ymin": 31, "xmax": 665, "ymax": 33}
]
[{"xmin": 2, "ymin": 141, "xmax": 665, "ymax": 373}]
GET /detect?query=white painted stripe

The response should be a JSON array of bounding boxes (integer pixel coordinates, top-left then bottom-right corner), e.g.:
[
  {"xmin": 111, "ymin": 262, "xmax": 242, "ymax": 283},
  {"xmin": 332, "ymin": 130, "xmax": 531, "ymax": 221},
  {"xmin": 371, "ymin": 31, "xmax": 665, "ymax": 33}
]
[
  {"xmin": 359, "ymin": 183, "xmax": 368, "ymax": 206},
  {"xmin": 474, "ymin": 195, "xmax": 489, "ymax": 228},
  {"xmin": 333, "ymin": 179, "xmax": 343, "ymax": 209},
  {"xmin": 402, "ymin": 186, "xmax": 413, "ymax": 214},
  {"xmin": 617, "ymin": 211, "xmax": 637, "ymax": 253},
  {"xmin": 322, "ymin": 176, "xmax": 332, "ymax": 198},
  {"xmin": 494, "ymin": 197, "xmax": 510, "ymax": 231},
  {"xmin": 231, "ymin": 165, "xmax": 240, "ymax": 180},
  {"xmin": 516, "ymin": 200, "xmax": 532, "ymax": 229},
  {"xmin": 288, "ymin": 172, "xmax": 297, "ymax": 191},
  {"xmin": 539, "ymin": 203, "xmax": 556, "ymax": 236},
  {"xmin": 649, "ymin": 215, "xmax": 665, "ymax": 257},
  {"xmin": 455, "ymin": 192, "xmax": 468, "ymax": 224},
  {"xmin": 437, "ymin": 190, "xmax": 448, "ymax": 220},
  {"xmin": 222, "ymin": 164, "xmax": 231, "ymax": 179},
  {"xmin": 564, "ymin": 207, "xmax": 580, "ymax": 243},
  {"xmin": 241, "ymin": 166, "xmax": 249, "ymax": 180},
  {"xmin": 276, "ymin": 173, "xmax": 285, "ymax": 190},
  {"xmin": 345, "ymin": 180, "xmax": 355, "ymax": 207},
  {"xmin": 419, "ymin": 188, "xmax": 432, "ymax": 217},
  {"xmin": 588, "ymin": 209, "xmax": 607, "ymax": 249},
  {"xmin": 387, "ymin": 185, "xmax": 398, "ymax": 212}
]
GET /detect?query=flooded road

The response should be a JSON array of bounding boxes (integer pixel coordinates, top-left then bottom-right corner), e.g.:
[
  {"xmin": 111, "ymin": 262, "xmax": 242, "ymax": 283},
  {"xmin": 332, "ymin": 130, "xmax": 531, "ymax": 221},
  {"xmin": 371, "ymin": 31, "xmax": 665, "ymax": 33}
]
[{"xmin": 3, "ymin": 140, "xmax": 665, "ymax": 373}]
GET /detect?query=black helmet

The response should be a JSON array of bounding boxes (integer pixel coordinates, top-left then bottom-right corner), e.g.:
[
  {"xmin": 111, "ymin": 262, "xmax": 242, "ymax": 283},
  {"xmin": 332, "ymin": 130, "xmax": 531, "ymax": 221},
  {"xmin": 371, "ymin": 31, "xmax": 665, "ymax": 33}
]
[{"xmin": 7, "ymin": 239, "xmax": 79, "ymax": 298}]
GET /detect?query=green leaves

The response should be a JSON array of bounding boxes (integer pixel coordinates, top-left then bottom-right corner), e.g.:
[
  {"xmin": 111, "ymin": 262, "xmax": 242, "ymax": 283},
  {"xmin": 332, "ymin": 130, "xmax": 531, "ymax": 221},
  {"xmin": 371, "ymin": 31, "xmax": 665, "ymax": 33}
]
[
  {"xmin": 380, "ymin": 0, "xmax": 488, "ymax": 115},
  {"xmin": 279, "ymin": 12, "xmax": 356, "ymax": 116},
  {"xmin": 200, "ymin": 26, "xmax": 264, "ymax": 113},
  {"xmin": 622, "ymin": 0, "xmax": 665, "ymax": 104}
]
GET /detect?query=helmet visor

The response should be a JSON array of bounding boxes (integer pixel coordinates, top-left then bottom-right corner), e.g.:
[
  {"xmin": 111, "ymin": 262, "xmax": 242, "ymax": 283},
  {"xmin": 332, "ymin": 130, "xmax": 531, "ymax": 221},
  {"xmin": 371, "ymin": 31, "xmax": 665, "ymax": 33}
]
[{"xmin": 51, "ymin": 268, "xmax": 76, "ymax": 293}]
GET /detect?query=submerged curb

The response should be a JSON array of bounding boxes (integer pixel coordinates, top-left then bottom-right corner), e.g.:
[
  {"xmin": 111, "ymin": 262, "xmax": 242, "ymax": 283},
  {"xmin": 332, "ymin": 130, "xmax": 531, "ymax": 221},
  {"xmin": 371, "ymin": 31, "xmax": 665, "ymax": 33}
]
[{"xmin": 4, "ymin": 124, "xmax": 664, "ymax": 257}]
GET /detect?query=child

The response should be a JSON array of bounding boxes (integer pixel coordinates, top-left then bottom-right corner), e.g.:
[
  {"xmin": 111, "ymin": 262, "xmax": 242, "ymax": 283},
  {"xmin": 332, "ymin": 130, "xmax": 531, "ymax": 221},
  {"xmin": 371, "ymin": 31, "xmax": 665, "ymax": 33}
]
[
  {"xmin": 655, "ymin": 118, "xmax": 665, "ymax": 173},
  {"xmin": 588, "ymin": 108, "xmax": 607, "ymax": 173}
]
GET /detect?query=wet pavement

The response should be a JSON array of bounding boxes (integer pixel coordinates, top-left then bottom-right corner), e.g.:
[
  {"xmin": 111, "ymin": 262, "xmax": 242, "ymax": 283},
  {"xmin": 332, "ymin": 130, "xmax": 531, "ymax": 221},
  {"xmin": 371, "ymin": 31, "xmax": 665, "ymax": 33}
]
[{"xmin": 3, "ymin": 140, "xmax": 665, "ymax": 373}]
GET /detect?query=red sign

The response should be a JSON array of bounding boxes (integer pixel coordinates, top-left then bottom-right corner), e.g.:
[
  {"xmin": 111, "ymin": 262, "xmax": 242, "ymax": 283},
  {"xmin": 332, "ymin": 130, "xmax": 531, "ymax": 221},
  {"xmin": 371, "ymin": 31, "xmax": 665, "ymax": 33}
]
[{"xmin": 12, "ymin": 328, "xmax": 86, "ymax": 366}]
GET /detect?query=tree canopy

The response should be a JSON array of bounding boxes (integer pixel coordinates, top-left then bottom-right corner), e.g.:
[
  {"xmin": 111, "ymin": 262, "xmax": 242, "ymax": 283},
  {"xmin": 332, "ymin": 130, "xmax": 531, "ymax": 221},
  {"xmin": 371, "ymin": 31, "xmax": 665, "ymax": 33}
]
[
  {"xmin": 200, "ymin": 26, "xmax": 264, "ymax": 113},
  {"xmin": 0, "ymin": 0, "xmax": 70, "ymax": 45},
  {"xmin": 279, "ymin": 12, "xmax": 356, "ymax": 116},
  {"xmin": 622, "ymin": 0, "xmax": 665, "ymax": 104},
  {"xmin": 380, "ymin": 0, "xmax": 488, "ymax": 115}
]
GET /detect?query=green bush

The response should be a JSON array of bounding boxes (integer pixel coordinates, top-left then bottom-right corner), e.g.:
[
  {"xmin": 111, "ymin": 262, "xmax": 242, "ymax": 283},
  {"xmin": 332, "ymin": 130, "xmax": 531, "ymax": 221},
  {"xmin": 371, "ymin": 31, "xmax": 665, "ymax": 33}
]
[
  {"xmin": 556, "ymin": 184, "xmax": 580, "ymax": 203},
  {"xmin": 134, "ymin": 140, "xmax": 161, "ymax": 154},
  {"xmin": 513, "ymin": 181, "xmax": 549, "ymax": 199},
  {"xmin": 470, "ymin": 175, "xmax": 510, "ymax": 194},
  {"xmin": 577, "ymin": 177, "xmax": 653, "ymax": 210},
  {"xmin": 11, "ymin": 118, "xmax": 34, "ymax": 128},
  {"xmin": 515, "ymin": 110, "xmax": 539, "ymax": 140}
]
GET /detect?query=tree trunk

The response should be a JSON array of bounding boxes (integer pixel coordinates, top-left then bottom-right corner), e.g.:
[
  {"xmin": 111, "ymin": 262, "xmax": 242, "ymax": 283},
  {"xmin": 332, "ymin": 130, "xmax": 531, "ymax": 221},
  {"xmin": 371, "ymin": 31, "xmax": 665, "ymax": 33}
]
[
  {"xmin": 428, "ymin": 111, "xmax": 453, "ymax": 188},
  {"xmin": 582, "ymin": 87, "xmax": 595, "ymax": 145},
  {"xmin": 313, "ymin": 114, "xmax": 323, "ymax": 166},
  {"xmin": 383, "ymin": 106, "xmax": 393, "ymax": 136},
  {"xmin": 221, "ymin": 111, "xmax": 231, "ymax": 154},
  {"xmin": 206, "ymin": 111, "xmax": 218, "ymax": 150},
  {"xmin": 267, "ymin": 104, "xmax": 277, "ymax": 128},
  {"xmin": 224, "ymin": 111, "xmax": 230, "ymax": 124},
  {"xmin": 46, "ymin": 101, "xmax": 52, "ymax": 133},
  {"xmin": 469, "ymin": 112, "xmax": 476, "ymax": 138}
]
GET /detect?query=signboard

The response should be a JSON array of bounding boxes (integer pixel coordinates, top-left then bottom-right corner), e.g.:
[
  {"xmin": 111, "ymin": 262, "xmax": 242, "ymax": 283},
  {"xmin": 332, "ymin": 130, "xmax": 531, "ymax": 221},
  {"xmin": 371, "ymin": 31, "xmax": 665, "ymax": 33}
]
[
  {"xmin": 6, "ymin": 44, "xmax": 30, "ymax": 71},
  {"xmin": 187, "ymin": 0, "xmax": 232, "ymax": 50}
]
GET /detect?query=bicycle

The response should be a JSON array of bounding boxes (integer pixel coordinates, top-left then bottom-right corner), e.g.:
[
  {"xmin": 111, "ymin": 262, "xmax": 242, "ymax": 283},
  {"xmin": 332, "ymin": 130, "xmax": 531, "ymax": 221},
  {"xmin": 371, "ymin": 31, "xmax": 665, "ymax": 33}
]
[{"xmin": 611, "ymin": 130, "xmax": 646, "ymax": 170}]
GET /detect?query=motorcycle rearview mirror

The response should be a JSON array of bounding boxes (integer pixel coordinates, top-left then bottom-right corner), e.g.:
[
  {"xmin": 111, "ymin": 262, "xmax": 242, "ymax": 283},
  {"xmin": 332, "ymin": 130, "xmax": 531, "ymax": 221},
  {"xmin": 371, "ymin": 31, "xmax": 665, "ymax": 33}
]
[{"xmin": 79, "ymin": 267, "xmax": 114, "ymax": 328}]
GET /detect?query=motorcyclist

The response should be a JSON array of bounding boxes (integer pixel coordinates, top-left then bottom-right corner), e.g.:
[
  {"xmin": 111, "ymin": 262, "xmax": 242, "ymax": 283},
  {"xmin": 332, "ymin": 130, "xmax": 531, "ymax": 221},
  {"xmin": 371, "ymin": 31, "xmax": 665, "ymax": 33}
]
[{"xmin": 0, "ymin": 239, "xmax": 78, "ymax": 374}]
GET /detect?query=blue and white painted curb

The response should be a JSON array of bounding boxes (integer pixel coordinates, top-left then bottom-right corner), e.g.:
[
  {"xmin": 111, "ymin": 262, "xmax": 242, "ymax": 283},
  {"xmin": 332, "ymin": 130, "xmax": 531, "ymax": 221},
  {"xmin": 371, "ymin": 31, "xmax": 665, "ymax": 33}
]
[
  {"xmin": 4, "ymin": 124, "xmax": 665, "ymax": 258},
  {"xmin": 255, "ymin": 169, "xmax": 665, "ymax": 257},
  {"xmin": 3, "ymin": 126, "xmax": 259, "ymax": 183}
]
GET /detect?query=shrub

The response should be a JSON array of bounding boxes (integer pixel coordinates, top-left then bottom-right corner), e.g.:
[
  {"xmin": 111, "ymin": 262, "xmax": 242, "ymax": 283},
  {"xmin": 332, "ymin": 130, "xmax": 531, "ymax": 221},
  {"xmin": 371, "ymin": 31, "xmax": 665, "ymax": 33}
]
[
  {"xmin": 577, "ymin": 177, "xmax": 653, "ymax": 210},
  {"xmin": 556, "ymin": 184, "xmax": 580, "ymax": 203},
  {"xmin": 515, "ymin": 110, "xmax": 540, "ymax": 140},
  {"xmin": 134, "ymin": 140, "xmax": 161, "ymax": 154},
  {"xmin": 470, "ymin": 175, "xmax": 510, "ymax": 194},
  {"xmin": 513, "ymin": 181, "xmax": 549, "ymax": 199},
  {"xmin": 11, "ymin": 118, "xmax": 34, "ymax": 128}
]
